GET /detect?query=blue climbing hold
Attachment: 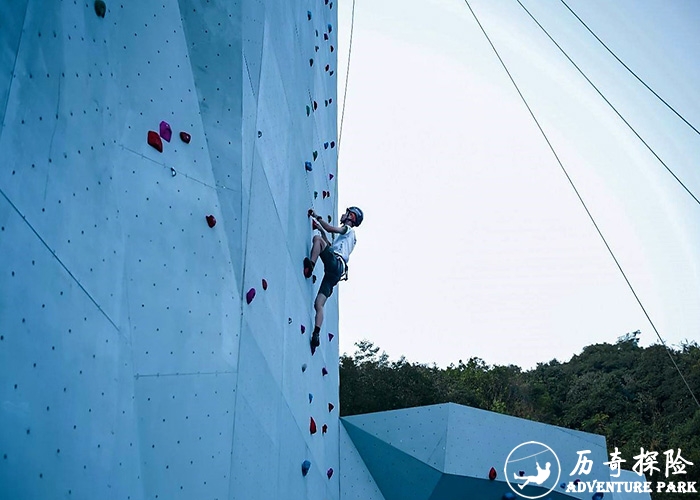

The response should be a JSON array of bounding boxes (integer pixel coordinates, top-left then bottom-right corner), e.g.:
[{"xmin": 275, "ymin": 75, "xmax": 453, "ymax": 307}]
[
  {"xmin": 502, "ymin": 494, "xmax": 516, "ymax": 500},
  {"xmin": 592, "ymin": 493, "xmax": 604, "ymax": 500},
  {"xmin": 307, "ymin": 10, "xmax": 312, "ymax": 20},
  {"xmin": 302, "ymin": 364, "xmax": 307, "ymax": 372},
  {"xmin": 312, "ymin": 151, "xmax": 318, "ymax": 161},
  {"xmin": 327, "ymin": 24, "xmax": 333, "ymax": 33},
  {"xmin": 301, "ymin": 460, "xmax": 311, "ymax": 477},
  {"xmin": 324, "ymin": 142, "xmax": 329, "ymax": 149},
  {"xmin": 309, "ymin": 393, "xmax": 313, "ymax": 403},
  {"xmin": 305, "ymin": 161, "xmax": 313, "ymax": 172}
]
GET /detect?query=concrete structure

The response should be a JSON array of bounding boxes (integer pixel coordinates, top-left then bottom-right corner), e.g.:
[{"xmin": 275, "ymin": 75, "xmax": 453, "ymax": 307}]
[{"xmin": 0, "ymin": 2, "xmax": 652, "ymax": 500}]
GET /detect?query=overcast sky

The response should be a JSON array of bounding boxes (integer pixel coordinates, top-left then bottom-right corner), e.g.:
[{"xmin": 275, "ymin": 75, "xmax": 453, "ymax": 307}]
[{"xmin": 333, "ymin": 0, "xmax": 700, "ymax": 369}]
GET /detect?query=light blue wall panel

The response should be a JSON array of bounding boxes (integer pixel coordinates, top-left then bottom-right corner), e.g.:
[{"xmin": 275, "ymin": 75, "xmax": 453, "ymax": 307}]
[{"xmin": 0, "ymin": 0, "xmax": 29, "ymax": 128}]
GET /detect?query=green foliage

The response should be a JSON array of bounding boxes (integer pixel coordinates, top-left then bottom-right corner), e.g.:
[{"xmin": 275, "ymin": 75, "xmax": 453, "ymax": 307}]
[{"xmin": 339, "ymin": 333, "xmax": 700, "ymax": 500}]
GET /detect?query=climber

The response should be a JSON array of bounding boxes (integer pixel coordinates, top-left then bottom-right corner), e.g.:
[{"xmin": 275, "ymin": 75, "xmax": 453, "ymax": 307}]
[
  {"xmin": 303, "ymin": 206, "xmax": 363, "ymax": 352},
  {"xmin": 515, "ymin": 462, "xmax": 551, "ymax": 489}
]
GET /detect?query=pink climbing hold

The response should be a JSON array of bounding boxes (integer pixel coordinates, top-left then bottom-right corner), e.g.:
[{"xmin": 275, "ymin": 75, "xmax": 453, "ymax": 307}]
[
  {"xmin": 322, "ymin": 367, "xmax": 328, "ymax": 376},
  {"xmin": 328, "ymin": 333, "xmax": 334, "ymax": 342},
  {"xmin": 328, "ymin": 403, "xmax": 334, "ymax": 412},
  {"xmin": 246, "ymin": 288, "xmax": 256, "ymax": 304},
  {"xmin": 206, "ymin": 215, "xmax": 217, "ymax": 228},
  {"xmin": 147, "ymin": 131, "xmax": 163, "ymax": 153},
  {"xmin": 489, "ymin": 467, "xmax": 497, "ymax": 481},
  {"xmin": 159, "ymin": 121, "xmax": 172, "ymax": 142},
  {"xmin": 262, "ymin": 279, "xmax": 268, "ymax": 290},
  {"xmin": 322, "ymin": 424, "xmax": 328, "ymax": 434},
  {"xmin": 327, "ymin": 468, "xmax": 334, "ymax": 479},
  {"xmin": 310, "ymin": 417, "xmax": 317, "ymax": 435},
  {"xmin": 180, "ymin": 131, "xmax": 191, "ymax": 143}
]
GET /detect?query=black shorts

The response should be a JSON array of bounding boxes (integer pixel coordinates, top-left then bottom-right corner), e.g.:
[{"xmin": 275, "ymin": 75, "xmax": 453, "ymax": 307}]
[{"xmin": 318, "ymin": 246, "xmax": 345, "ymax": 298}]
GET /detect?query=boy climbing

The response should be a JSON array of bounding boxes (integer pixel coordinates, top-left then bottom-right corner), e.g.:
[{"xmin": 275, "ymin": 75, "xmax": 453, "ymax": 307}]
[{"xmin": 303, "ymin": 206, "xmax": 363, "ymax": 353}]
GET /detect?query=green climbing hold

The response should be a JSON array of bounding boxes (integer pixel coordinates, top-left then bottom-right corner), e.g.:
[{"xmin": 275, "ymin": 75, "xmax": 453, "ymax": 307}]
[{"xmin": 94, "ymin": 0, "xmax": 106, "ymax": 18}]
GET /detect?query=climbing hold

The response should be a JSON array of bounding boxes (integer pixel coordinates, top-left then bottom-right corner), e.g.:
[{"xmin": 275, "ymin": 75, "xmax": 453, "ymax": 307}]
[
  {"xmin": 312, "ymin": 275, "xmax": 317, "ymax": 284},
  {"xmin": 329, "ymin": 173, "xmax": 334, "ymax": 180},
  {"xmin": 310, "ymin": 417, "xmax": 317, "ymax": 435},
  {"xmin": 257, "ymin": 130, "xmax": 262, "ymax": 138},
  {"xmin": 179, "ymin": 131, "xmax": 191, "ymax": 143},
  {"xmin": 94, "ymin": 0, "xmax": 106, "ymax": 18},
  {"xmin": 307, "ymin": 10, "xmax": 312, "ymax": 20},
  {"xmin": 302, "ymin": 364, "xmax": 307, "ymax": 372},
  {"xmin": 330, "ymin": 2, "xmax": 333, "ymax": 9},
  {"xmin": 305, "ymin": 161, "xmax": 313, "ymax": 172},
  {"xmin": 327, "ymin": 468, "xmax": 333, "ymax": 479},
  {"xmin": 313, "ymin": 101, "xmax": 318, "ymax": 110},
  {"xmin": 245, "ymin": 288, "xmax": 256, "ymax": 304},
  {"xmin": 322, "ymin": 191, "xmax": 326, "ymax": 199},
  {"xmin": 330, "ymin": 45, "xmax": 335, "ymax": 52},
  {"xmin": 327, "ymin": 24, "xmax": 333, "ymax": 33},
  {"xmin": 159, "ymin": 121, "xmax": 172, "ymax": 142},
  {"xmin": 288, "ymin": 318, "xmax": 292, "ymax": 324},
  {"xmin": 147, "ymin": 131, "xmax": 163, "ymax": 153},
  {"xmin": 261, "ymin": 279, "xmax": 268, "ymax": 290},
  {"xmin": 322, "ymin": 367, "xmax": 328, "ymax": 376},
  {"xmin": 315, "ymin": 29, "xmax": 319, "ymax": 37},
  {"xmin": 315, "ymin": 45, "xmax": 319, "ymax": 52},
  {"xmin": 327, "ymin": 215, "xmax": 331, "ymax": 223},
  {"xmin": 325, "ymin": 65, "xmax": 330, "ymax": 72},
  {"xmin": 206, "ymin": 215, "xmax": 217, "ymax": 228},
  {"xmin": 328, "ymin": 333, "xmax": 334, "ymax": 342},
  {"xmin": 329, "ymin": 70, "xmax": 334, "ymax": 76},
  {"xmin": 301, "ymin": 460, "xmax": 311, "ymax": 477},
  {"xmin": 324, "ymin": 100, "xmax": 328, "ymax": 107},
  {"xmin": 324, "ymin": 33, "xmax": 329, "ymax": 41},
  {"xmin": 309, "ymin": 393, "xmax": 313, "ymax": 403},
  {"xmin": 560, "ymin": 483, "xmax": 567, "ymax": 489},
  {"xmin": 312, "ymin": 151, "xmax": 318, "ymax": 161},
  {"xmin": 330, "ymin": 141, "xmax": 335, "ymax": 148},
  {"xmin": 488, "ymin": 467, "xmax": 497, "ymax": 480},
  {"xmin": 314, "ymin": 191, "xmax": 318, "ymax": 199},
  {"xmin": 324, "ymin": 142, "xmax": 329, "ymax": 149},
  {"xmin": 329, "ymin": 98, "xmax": 333, "ymax": 104},
  {"xmin": 170, "ymin": 167, "xmax": 177, "ymax": 177},
  {"xmin": 309, "ymin": 58, "xmax": 314, "ymax": 67},
  {"xmin": 300, "ymin": 325, "xmax": 306, "ymax": 334},
  {"xmin": 322, "ymin": 424, "xmax": 328, "ymax": 434},
  {"xmin": 324, "ymin": 0, "xmax": 328, "ymax": 5},
  {"xmin": 502, "ymin": 494, "xmax": 516, "ymax": 500},
  {"xmin": 574, "ymin": 479, "xmax": 581, "ymax": 485},
  {"xmin": 592, "ymin": 493, "xmax": 604, "ymax": 500},
  {"xmin": 328, "ymin": 403, "xmax": 334, "ymax": 412},
  {"xmin": 306, "ymin": 106, "xmax": 311, "ymax": 116}
]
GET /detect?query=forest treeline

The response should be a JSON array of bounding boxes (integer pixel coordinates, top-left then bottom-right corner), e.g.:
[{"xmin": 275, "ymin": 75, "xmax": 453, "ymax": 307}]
[{"xmin": 339, "ymin": 331, "xmax": 700, "ymax": 500}]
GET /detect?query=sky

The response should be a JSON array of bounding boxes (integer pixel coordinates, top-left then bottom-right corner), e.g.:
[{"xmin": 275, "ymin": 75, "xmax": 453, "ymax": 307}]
[{"xmin": 333, "ymin": 0, "xmax": 700, "ymax": 370}]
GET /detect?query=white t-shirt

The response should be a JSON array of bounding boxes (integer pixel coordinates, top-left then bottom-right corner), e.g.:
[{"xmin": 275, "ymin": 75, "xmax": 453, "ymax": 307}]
[{"xmin": 330, "ymin": 226, "xmax": 356, "ymax": 263}]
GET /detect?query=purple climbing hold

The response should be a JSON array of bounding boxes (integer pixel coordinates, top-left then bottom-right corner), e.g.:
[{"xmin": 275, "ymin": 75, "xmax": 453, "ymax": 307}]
[
  {"xmin": 159, "ymin": 121, "xmax": 172, "ymax": 142},
  {"xmin": 305, "ymin": 161, "xmax": 313, "ymax": 172},
  {"xmin": 327, "ymin": 468, "xmax": 333, "ymax": 479},
  {"xmin": 328, "ymin": 333, "xmax": 334, "ymax": 342},
  {"xmin": 300, "ymin": 325, "xmax": 306, "ymax": 334},
  {"xmin": 322, "ymin": 367, "xmax": 328, "ymax": 376},
  {"xmin": 301, "ymin": 460, "xmax": 311, "ymax": 477},
  {"xmin": 245, "ymin": 288, "xmax": 256, "ymax": 304}
]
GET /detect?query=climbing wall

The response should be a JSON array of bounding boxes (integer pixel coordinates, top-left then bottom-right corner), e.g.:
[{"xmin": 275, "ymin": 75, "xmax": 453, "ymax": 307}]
[{"xmin": 0, "ymin": 0, "xmax": 340, "ymax": 499}]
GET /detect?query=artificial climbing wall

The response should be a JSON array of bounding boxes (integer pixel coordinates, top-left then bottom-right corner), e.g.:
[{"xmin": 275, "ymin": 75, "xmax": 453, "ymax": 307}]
[{"xmin": 0, "ymin": 0, "xmax": 340, "ymax": 499}]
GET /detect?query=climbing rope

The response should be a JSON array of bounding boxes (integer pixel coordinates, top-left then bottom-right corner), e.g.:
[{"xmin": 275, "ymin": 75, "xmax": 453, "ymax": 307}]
[
  {"xmin": 462, "ymin": 0, "xmax": 700, "ymax": 409},
  {"xmin": 337, "ymin": 0, "xmax": 357, "ymax": 158},
  {"xmin": 558, "ymin": 0, "xmax": 700, "ymax": 138},
  {"xmin": 514, "ymin": 0, "xmax": 700, "ymax": 208}
]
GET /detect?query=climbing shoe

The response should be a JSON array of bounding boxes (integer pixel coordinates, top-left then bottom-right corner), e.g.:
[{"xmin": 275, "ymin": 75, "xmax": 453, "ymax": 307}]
[
  {"xmin": 310, "ymin": 331, "xmax": 320, "ymax": 354},
  {"xmin": 303, "ymin": 257, "xmax": 315, "ymax": 278}
]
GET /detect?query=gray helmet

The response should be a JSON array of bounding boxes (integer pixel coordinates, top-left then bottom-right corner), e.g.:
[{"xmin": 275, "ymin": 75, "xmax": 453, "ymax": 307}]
[{"xmin": 347, "ymin": 206, "xmax": 364, "ymax": 226}]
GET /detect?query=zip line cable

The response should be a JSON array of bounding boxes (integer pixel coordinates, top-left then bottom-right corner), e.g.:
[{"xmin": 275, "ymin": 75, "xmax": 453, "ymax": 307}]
[
  {"xmin": 337, "ymin": 0, "xmax": 357, "ymax": 158},
  {"xmin": 559, "ymin": 0, "xmax": 700, "ymax": 139},
  {"xmin": 514, "ymin": 0, "xmax": 700, "ymax": 208},
  {"xmin": 461, "ymin": 0, "xmax": 700, "ymax": 409}
]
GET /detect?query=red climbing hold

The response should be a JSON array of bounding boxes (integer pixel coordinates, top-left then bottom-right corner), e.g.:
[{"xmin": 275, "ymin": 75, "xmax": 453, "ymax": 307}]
[
  {"xmin": 310, "ymin": 417, "xmax": 317, "ymax": 435},
  {"xmin": 147, "ymin": 131, "xmax": 163, "ymax": 153},
  {"xmin": 489, "ymin": 467, "xmax": 497, "ymax": 480},
  {"xmin": 322, "ymin": 367, "xmax": 328, "ymax": 376},
  {"xmin": 328, "ymin": 403, "xmax": 334, "ymax": 412},
  {"xmin": 322, "ymin": 424, "xmax": 328, "ymax": 434},
  {"xmin": 327, "ymin": 468, "xmax": 334, "ymax": 479},
  {"xmin": 262, "ymin": 279, "xmax": 268, "ymax": 290},
  {"xmin": 328, "ymin": 333, "xmax": 334, "ymax": 342},
  {"xmin": 246, "ymin": 288, "xmax": 256, "ymax": 304},
  {"xmin": 180, "ymin": 131, "xmax": 191, "ymax": 143},
  {"xmin": 159, "ymin": 121, "xmax": 172, "ymax": 142},
  {"xmin": 206, "ymin": 215, "xmax": 216, "ymax": 228}
]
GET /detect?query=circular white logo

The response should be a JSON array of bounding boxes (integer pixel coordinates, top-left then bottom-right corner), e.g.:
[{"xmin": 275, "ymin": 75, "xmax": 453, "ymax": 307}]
[{"xmin": 504, "ymin": 441, "xmax": 561, "ymax": 499}]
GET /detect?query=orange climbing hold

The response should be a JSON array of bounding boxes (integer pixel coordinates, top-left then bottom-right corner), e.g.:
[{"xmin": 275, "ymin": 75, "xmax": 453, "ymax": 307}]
[{"xmin": 147, "ymin": 131, "xmax": 163, "ymax": 152}]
